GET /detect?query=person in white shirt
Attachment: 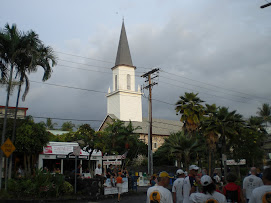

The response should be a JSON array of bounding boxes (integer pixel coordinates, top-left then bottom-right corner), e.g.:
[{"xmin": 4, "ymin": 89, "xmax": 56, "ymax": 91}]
[
  {"xmin": 172, "ymin": 169, "xmax": 185, "ymax": 203},
  {"xmin": 95, "ymin": 164, "xmax": 103, "ymax": 177},
  {"xmin": 183, "ymin": 165, "xmax": 200, "ymax": 203},
  {"xmin": 249, "ymin": 167, "xmax": 271, "ymax": 203},
  {"xmin": 243, "ymin": 167, "xmax": 263, "ymax": 202},
  {"xmin": 190, "ymin": 175, "xmax": 227, "ymax": 203},
  {"xmin": 147, "ymin": 171, "xmax": 173, "ymax": 203}
]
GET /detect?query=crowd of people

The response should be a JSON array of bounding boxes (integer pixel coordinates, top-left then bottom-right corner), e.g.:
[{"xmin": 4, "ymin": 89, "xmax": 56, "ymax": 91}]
[{"xmin": 147, "ymin": 165, "xmax": 271, "ymax": 203}]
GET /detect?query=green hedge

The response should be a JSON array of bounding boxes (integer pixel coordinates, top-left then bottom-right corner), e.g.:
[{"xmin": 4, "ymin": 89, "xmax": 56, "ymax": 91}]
[{"xmin": 7, "ymin": 169, "xmax": 73, "ymax": 198}]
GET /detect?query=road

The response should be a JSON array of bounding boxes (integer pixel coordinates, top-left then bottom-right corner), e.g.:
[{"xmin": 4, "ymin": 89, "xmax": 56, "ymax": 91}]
[{"xmin": 89, "ymin": 194, "xmax": 146, "ymax": 203}]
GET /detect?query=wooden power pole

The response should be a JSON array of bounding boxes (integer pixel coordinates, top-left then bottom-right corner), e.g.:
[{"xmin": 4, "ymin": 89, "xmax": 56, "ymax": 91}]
[{"xmin": 141, "ymin": 68, "xmax": 159, "ymax": 175}]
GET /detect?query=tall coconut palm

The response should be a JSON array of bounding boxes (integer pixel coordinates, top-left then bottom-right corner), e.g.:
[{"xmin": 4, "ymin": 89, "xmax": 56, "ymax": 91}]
[
  {"xmin": 0, "ymin": 24, "xmax": 27, "ymax": 186},
  {"xmin": 215, "ymin": 107, "xmax": 244, "ymax": 176},
  {"xmin": 202, "ymin": 104, "xmax": 219, "ymax": 175},
  {"xmin": 257, "ymin": 103, "xmax": 271, "ymax": 128},
  {"xmin": 7, "ymin": 27, "xmax": 56, "ymax": 178},
  {"xmin": 175, "ymin": 92, "xmax": 205, "ymax": 136}
]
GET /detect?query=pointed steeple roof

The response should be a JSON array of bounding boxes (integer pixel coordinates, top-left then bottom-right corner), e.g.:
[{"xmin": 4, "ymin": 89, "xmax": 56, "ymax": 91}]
[{"xmin": 115, "ymin": 21, "xmax": 133, "ymax": 67}]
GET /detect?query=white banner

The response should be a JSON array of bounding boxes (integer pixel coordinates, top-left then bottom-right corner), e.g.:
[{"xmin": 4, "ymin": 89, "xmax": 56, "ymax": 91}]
[
  {"xmin": 103, "ymin": 161, "xmax": 122, "ymax": 165},
  {"xmin": 104, "ymin": 178, "xmax": 128, "ymax": 195},
  {"xmin": 43, "ymin": 145, "xmax": 89, "ymax": 155},
  {"xmin": 103, "ymin": 155, "xmax": 122, "ymax": 160},
  {"xmin": 226, "ymin": 159, "xmax": 246, "ymax": 165}
]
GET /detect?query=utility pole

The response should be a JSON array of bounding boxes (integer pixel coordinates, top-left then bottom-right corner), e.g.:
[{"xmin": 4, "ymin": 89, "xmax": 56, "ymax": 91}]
[{"xmin": 141, "ymin": 68, "xmax": 159, "ymax": 176}]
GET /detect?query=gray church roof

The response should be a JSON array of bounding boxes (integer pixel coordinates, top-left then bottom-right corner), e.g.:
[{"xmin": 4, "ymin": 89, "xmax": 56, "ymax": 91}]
[
  {"xmin": 115, "ymin": 21, "xmax": 133, "ymax": 67},
  {"xmin": 106, "ymin": 114, "xmax": 183, "ymax": 136}
]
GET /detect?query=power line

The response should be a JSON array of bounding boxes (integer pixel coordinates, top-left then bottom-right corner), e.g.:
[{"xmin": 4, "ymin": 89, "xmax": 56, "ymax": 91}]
[
  {"xmin": 32, "ymin": 116, "xmax": 103, "ymax": 122},
  {"xmin": 30, "ymin": 80, "xmax": 107, "ymax": 94},
  {"xmin": 158, "ymin": 80, "xmax": 249, "ymax": 104},
  {"xmin": 161, "ymin": 69, "xmax": 271, "ymax": 102},
  {"xmin": 56, "ymin": 52, "xmax": 270, "ymax": 102}
]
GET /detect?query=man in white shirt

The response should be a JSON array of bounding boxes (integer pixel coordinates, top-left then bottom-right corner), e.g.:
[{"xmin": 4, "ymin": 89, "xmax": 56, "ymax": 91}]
[
  {"xmin": 172, "ymin": 169, "xmax": 185, "ymax": 203},
  {"xmin": 183, "ymin": 165, "xmax": 200, "ymax": 203},
  {"xmin": 147, "ymin": 171, "xmax": 173, "ymax": 203},
  {"xmin": 95, "ymin": 163, "xmax": 103, "ymax": 177},
  {"xmin": 243, "ymin": 167, "xmax": 263, "ymax": 202},
  {"xmin": 249, "ymin": 167, "xmax": 271, "ymax": 203}
]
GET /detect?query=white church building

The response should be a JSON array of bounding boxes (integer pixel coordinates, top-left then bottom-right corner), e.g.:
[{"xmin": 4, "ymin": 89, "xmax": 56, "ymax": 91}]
[{"xmin": 99, "ymin": 22, "xmax": 182, "ymax": 151}]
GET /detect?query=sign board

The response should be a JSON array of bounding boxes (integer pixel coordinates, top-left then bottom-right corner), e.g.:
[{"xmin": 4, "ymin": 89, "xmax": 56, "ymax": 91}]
[
  {"xmin": 1, "ymin": 138, "xmax": 16, "ymax": 158},
  {"xmin": 226, "ymin": 159, "xmax": 246, "ymax": 165},
  {"xmin": 103, "ymin": 161, "xmax": 122, "ymax": 165},
  {"xmin": 104, "ymin": 178, "xmax": 128, "ymax": 195},
  {"xmin": 73, "ymin": 146, "xmax": 81, "ymax": 156},
  {"xmin": 103, "ymin": 155, "xmax": 122, "ymax": 160}
]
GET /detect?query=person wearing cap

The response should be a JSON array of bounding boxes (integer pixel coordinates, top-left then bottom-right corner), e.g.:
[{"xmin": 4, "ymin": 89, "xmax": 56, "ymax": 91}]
[
  {"xmin": 190, "ymin": 175, "xmax": 227, "ymax": 203},
  {"xmin": 183, "ymin": 165, "xmax": 200, "ymax": 203},
  {"xmin": 146, "ymin": 171, "xmax": 173, "ymax": 203},
  {"xmin": 172, "ymin": 169, "xmax": 185, "ymax": 203},
  {"xmin": 242, "ymin": 167, "xmax": 263, "ymax": 203}
]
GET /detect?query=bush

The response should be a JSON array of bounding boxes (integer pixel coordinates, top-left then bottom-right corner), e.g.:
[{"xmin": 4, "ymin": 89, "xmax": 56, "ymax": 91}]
[
  {"xmin": 61, "ymin": 181, "xmax": 73, "ymax": 194},
  {"xmin": 6, "ymin": 169, "xmax": 73, "ymax": 199}
]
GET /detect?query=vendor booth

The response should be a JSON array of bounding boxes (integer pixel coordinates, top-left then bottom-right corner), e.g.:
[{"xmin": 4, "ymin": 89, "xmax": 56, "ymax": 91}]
[{"xmin": 38, "ymin": 142, "xmax": 102, "ymax": 177}]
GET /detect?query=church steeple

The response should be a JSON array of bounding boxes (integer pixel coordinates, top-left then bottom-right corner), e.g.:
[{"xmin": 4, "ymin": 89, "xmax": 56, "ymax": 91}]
[{"xmin": 115, "ymin": 21, "xmax": 133, "ymax": 66}]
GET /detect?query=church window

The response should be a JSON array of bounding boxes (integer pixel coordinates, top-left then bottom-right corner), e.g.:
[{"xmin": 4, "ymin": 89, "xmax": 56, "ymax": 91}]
[
  {"xmin": 115, "ymin": 75, "xmax": 117, "ymax": 91},
  {"xmin": 127, "ymin": 74, "xmax": 131, "ymax": 90},
  {"xmin": 154, "ymin": 143, "xmax": 157, "ymax": 149}
]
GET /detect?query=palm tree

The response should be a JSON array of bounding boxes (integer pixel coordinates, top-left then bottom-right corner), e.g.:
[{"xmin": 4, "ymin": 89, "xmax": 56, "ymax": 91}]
[
  {"xmin": 8, "ymin": 28, "xmax": 56, "ymax": 178},
  {"xmin": 164, "ymin": 131, "xmax": 200, "ymax": 171},
  {"xmin": 257, "ymin": 103, "xmax": 271, "ymax": 128},
  {"xmin": 41, "ymin": 118, "xmax": 58, "ymax": 130},
  {"xmin": 215, "ymin": 107, "xmax": 244, "ymax": 176},
  {"xmin": 175, "ymin": 92, "xmax": 205, "ymax": 136},
  {"xmin": 0, "ymin": 24, "xmax": 27, "ymax": 184},
  {"xmin": 202, "ymin": 104, "xmax": 220, "ymax": 175}
]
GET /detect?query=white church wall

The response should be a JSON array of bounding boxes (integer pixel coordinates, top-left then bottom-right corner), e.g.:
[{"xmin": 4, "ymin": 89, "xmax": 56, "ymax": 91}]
[
  {"xmin": 107, "ymin": 93, "xmax": 120, "ymax": 119},
  {"xmin": 119, "ymin": 92, "xmax": 142, "ymax": 122}
]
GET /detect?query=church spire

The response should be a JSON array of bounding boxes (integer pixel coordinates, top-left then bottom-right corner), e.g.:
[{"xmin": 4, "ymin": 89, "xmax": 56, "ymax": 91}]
[{"xmin": 115, "ymin": 21, "xmax": 133, "ymax": 66}]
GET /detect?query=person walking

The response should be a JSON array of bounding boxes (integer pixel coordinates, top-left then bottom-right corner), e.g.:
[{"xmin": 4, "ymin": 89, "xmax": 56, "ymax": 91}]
[
  {"xmin": 146, "ymin": 171, "xmax": 173, "ymax": 203},
  {"xmin": 183, "ymin": 165, "xmax": 200, "ymax": 203},
  {"xmin": 243, "ymin": 167, "xmax": 263, "ymax": 202},
  {"xmin": 172, "ymin": 169, "xmax": 185, "ymax": 203},
  {"xmin": 249, "ymin": 167, "xmax": 271, "ymax": 203},
  {"xmin": 116, "ymin": 172, "xmax": 124, "ymax": 202},
  {"xmin": 223, "ymin": 173, "xmax": 245, "ymax": 203},
  {"xmin": 190, "ymin": 175, "xmax": 227, "ymax": 203}
]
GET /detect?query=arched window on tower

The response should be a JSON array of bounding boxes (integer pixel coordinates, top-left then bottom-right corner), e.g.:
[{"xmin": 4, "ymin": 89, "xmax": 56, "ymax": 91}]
[
  {"xmin": 127, "ymin": 74, "xmax": 131, "ymax": 90},
  {"xmin": 115, "ymin": 75, "xmax": 117, "ymax": 91}
]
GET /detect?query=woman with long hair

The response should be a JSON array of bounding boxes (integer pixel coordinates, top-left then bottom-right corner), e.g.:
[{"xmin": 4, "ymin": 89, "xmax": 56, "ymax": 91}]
[{"xmin": 190, "ymin": 175, "xmax": 227, "ymax": 203}]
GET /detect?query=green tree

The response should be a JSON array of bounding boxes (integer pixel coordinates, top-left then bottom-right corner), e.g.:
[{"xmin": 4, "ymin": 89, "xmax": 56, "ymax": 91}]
[
  {"xmin": 257, "ymin": 103, "xmax": 271, "ymax": 128},
  {"xmin": 64, "ymin": 124, "xmax": 104, "ymax": 170},
  {"xmin": 61, "ymin": 121, "xmax": 75, "ymax": 131},
  {"xmin": 175, "ymin": 92, "xmax": 205, "ymax": 135},
  {"xmin": 15, "ymin": 116, "xmax": 50, "ymax": 174},
  {"xmin": 201, "ymin": 104, "xmax": 220, "ymax": 175},
  {"xmin": 163, "ymin": 131, "xmax": 200, "ymax": 171},
  {"xmin": 41, "ymin": 118, "xmax": 58, "ymax": 130},
  {"xmin": 230, "ymin": 117, "xmax": 266, "ymax": 167},
  {"xmin": 0, "ymin": 24, "xmax": 28, "ymax": 177}
]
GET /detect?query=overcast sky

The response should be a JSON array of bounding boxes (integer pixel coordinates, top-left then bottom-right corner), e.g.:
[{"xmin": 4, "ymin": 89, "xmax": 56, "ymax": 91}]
[{"xmin": 1, "ymin": 0, "xmax": 271, "ymax": 130}]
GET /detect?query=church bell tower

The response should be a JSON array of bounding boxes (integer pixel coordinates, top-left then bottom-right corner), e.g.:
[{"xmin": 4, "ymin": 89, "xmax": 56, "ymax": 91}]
[{"xmin": 106, "ymin": 22, "xmax": 142, "ymax": 122}]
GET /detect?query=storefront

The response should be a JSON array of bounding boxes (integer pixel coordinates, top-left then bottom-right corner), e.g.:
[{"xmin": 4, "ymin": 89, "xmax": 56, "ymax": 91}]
[{"xmin": 38, "ymin": 142, "xmax": 102, "ymax": 177}]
